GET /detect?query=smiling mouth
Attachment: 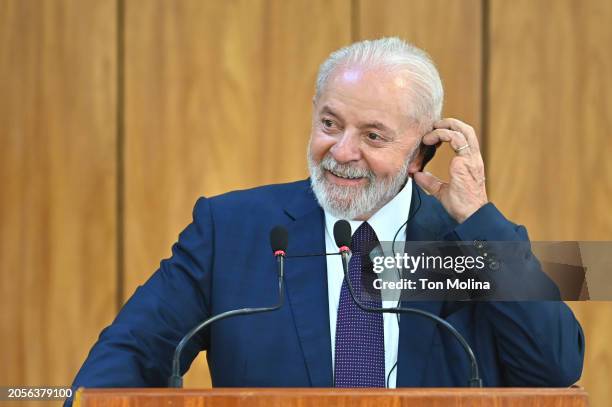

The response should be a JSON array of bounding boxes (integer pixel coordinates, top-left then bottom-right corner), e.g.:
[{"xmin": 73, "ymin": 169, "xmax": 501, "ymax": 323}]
[{"xmin": 327, "ymin": 169, "xmax": 364, "ymax": 180}]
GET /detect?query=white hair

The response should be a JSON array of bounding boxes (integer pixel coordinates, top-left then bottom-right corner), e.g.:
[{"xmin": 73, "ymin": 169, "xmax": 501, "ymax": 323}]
[{"xmin": 315, "ymin": 37, "xmax": 444, "ymax": 131}]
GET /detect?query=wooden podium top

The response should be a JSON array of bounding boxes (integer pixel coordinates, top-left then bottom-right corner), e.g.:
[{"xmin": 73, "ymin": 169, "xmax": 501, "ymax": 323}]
[{"xmin": 75, "ymin": 387, "xmax": 588, "ymax": 407}]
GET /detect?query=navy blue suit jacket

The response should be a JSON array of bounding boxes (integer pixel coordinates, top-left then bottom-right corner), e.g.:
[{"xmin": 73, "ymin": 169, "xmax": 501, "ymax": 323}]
[{"xmin": 68, "ymin": 179, "xmax": 584, "ymax": 402}]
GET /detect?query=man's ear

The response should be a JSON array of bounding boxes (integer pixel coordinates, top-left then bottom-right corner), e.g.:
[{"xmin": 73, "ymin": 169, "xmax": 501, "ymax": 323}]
[
  {"xmin": 408, "ymin": 143, "xmax": 437, "ymax": 175},
  {"xmin": 408, "ymin": 143, "xmax": 426, "ymax": 176}
]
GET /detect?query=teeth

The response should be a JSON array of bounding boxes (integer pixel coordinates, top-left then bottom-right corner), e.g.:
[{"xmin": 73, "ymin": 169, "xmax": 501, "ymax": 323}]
[{"xmin": 330, "ymin": 170, "xmax": 361, "ymax": 180}]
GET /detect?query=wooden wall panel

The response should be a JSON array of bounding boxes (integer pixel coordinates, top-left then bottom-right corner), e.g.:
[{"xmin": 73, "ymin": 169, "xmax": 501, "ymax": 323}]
[
  {"xmin": 489, "ymin": 0, "xmax": 612, "ymax": 240},
  {"xmin": 489, "ymin": 1, "xmax": 612, "ymax": 406},
  {"xmin": 0, "ymin": 0, "xmax": 117, "ymax": 393},
  {"xmin": 123, "ymin": 0, "xmax": 352, "ymax": 387},
  {"xmin": 358, "ymin": 0, "xmax": 482, "ymax": 181}
]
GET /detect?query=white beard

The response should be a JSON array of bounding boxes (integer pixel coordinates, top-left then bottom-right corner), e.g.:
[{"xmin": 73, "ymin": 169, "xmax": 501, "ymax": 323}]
[{"xmin": 307, "ymin": 144, "xmax": 417, "ymax": 220}]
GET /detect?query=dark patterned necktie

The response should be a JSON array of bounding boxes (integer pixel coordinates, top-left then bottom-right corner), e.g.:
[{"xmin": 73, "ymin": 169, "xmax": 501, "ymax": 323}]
[{"xmin": 334, "ymin": 221, "xmax": 385, "ymax": 387}]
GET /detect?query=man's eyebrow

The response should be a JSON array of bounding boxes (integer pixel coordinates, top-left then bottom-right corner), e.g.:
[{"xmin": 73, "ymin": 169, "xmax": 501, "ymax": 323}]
[
  {"xmin": 360, "ymin": 120, "xmax": 392, "ymax": 133},
  {"xmin": 320, "ymin": 105, "xmax": 341, "ymax": 119},
  {"xmin": 319, "ymin": 105, "xmax": 393, "ymax": 134}
]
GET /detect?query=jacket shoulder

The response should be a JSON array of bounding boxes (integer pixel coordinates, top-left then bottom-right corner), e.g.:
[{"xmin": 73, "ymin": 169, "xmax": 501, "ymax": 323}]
[
  {"xmin": 210, "ymin": 179, "xmax": 309, "ymax": 206},
  {"xmin": 190, "ymin": 179, "xmax": 311, "ymax": 222}
]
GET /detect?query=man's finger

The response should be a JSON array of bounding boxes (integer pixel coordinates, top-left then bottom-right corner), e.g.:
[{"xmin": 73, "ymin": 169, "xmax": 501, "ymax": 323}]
[
  {"xmin": 433, "ymin": 118, "xmax": 480, "ymax": 154},
  {"xmin": 413, "ymin": 171, "xmax": 445, "ymax": 199},
  {"xmin": 423, "ymin": 129, "xmax": 471, "ymax": 155}
]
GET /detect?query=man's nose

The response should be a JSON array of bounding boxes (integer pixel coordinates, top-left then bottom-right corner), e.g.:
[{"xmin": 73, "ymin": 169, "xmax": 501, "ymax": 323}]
[{"xmin": 330, "ymin": 131, "xmax": 361, "ymax": 163}]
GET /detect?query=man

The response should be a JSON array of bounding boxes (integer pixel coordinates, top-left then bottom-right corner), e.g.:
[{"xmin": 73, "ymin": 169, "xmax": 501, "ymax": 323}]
[{"xmin": 67, "ymin": 38, "xmax": 583, "ymax": 402}]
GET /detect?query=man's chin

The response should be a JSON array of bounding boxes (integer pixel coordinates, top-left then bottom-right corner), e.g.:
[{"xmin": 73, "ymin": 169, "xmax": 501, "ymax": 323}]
[
  {"xmin": 320, "ymin": 187, "xmax": 367, "ymax": 216},
  {"xmin": 310, "ymin": 175, "xmax": 374, "ymax": 219}
]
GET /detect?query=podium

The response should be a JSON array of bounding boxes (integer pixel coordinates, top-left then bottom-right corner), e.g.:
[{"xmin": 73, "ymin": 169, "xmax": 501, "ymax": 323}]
[{"xmin": 74, "ymin": 387, "xmax": 588, "ymax": 407}]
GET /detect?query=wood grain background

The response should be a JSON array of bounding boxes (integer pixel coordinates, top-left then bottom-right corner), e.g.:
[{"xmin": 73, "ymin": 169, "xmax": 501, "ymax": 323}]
[
  {"xmin": 1, "ymin": 0, "xmax": 610, "ymax": 406},
  {"xmin": 0, "ymin": 0, "xmax": 117, "ymax": 397},
  {"xmin": 488, "ymin": 1, "xmax": 612, "ymax": 404}
]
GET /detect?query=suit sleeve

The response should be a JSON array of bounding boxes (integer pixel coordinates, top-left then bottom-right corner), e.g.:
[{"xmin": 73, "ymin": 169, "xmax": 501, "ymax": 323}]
[
  {"xmin": 65, "ymin": 197, "xmax": 214, "ymax": 406},
  {"xmin": 447, "ymin": 203, "xmax": 585, "ymax": 386}
]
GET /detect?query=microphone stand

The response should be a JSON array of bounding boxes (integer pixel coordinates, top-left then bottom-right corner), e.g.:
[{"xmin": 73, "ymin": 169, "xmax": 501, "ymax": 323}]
[{"xmin": 168, "ymin": 253, "xmax": 285, "ymax": 388}]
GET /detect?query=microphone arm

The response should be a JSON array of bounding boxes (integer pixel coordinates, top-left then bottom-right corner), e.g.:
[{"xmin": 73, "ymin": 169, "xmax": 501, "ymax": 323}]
[
  {"xmin": 168, "ymin": 253, "xmax": 285, "ymax": 388},
  {"xmin": 339, "ymin": 250, "xmax": 483, "ymax": 387}
]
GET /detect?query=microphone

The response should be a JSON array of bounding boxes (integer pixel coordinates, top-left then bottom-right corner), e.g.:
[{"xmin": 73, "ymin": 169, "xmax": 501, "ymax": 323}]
[
  {"xmin": 333, "ymin": 220, "xmax": 483, "ymax": 387},
  {"xmin": 270, "ymin": 225, "xmax": 288, "ymax": 259},
  {"xmin": 333, "ymin": 220, "xmax": 352, "ymax": 253},
  {"xmin": 168, "ymin": 226, "xmax": 288, "ymax": 388}
]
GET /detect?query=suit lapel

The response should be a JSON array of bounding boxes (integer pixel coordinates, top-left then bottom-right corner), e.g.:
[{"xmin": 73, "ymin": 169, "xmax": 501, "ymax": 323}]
[
  {"xmin": 396, "ymin": 182, "xmax": 445, "ymax": 386},
  {"xmin": 282, "ymin": 182, "xmax": 333, "ymax": 386}
]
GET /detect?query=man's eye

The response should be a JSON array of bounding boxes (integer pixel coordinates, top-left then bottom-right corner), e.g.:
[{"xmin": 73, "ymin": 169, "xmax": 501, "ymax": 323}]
[
  {"xmin": 322, "ymin": 119, "xmax": 334, "ymax": 128},
  {"xmin": 367, "ymin": 132, "xmax": 382, "ymax": 141}
]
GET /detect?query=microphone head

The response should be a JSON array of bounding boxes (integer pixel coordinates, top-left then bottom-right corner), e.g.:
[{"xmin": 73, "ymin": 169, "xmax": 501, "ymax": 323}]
[
  {"xmin": 269, "ymin": 225, "xmax": 289, "ymax": 253},
  {"xmin": 333, "ymin": 220, "xmax": 352, "ymax": 249}
]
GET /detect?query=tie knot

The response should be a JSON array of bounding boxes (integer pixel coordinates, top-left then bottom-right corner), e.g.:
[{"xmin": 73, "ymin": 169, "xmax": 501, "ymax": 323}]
[{"xmin": 351, "ymin": 221, "xmax": 379, "ymax": 254}]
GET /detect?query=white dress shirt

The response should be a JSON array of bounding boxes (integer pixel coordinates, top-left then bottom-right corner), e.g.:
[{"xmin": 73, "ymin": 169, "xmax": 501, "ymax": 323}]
[{"xmin": 324, "ymin": 178, "xmax": 413, "ymax": 388}]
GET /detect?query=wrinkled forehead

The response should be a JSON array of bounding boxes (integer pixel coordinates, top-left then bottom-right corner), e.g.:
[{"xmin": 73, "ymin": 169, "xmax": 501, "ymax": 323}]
[{"xmin": 318, "ymin": 65, "xmax": 416, "ymax": 121}]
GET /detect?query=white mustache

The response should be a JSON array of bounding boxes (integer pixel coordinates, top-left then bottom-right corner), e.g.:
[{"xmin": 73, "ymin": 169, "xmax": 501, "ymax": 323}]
[{"xmin": 320, "ymin": 155, "xmax": 373, "ymax": 180}]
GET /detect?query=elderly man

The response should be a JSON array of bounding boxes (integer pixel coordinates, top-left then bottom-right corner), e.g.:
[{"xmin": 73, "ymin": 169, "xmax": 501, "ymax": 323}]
[{"xmin": 67, "ymin": 38, "xmax": 583, "ymax": 399}]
